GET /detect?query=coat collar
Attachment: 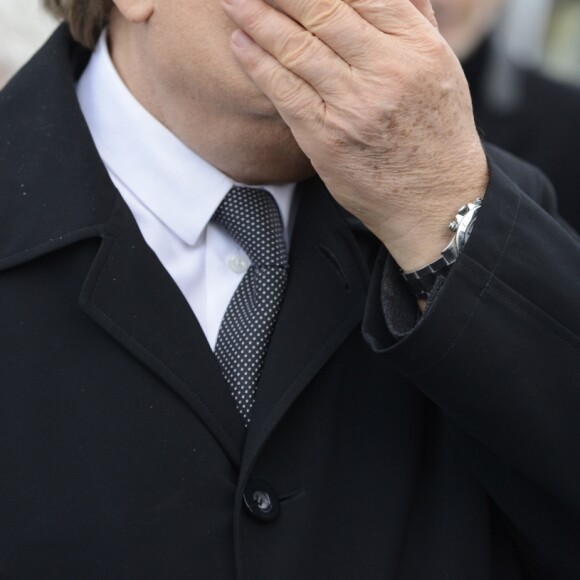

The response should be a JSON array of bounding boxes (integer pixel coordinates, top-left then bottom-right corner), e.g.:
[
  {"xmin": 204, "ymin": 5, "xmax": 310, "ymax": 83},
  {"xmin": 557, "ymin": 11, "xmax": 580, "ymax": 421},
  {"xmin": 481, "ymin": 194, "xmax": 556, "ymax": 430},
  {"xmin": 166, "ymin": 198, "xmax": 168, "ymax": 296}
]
[
  {"xmin": 0, "ymin": 25, "xmax": 375, "ymax": 473},
  {"xmin": 0, "ymin": 26, "xmax": 249, "ymax": 465},
  {"xmin": 0, "ymin": 25, "xmax": 114, "ymax": 271}
]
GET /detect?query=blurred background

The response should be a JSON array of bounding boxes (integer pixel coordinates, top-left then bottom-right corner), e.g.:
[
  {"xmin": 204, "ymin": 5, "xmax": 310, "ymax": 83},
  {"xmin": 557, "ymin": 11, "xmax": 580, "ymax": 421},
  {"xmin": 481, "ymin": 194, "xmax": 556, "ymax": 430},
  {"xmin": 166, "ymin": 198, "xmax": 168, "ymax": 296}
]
[
  {"xmin": 1, "ymin": 0, "xmax": 579, "ymax": 88},
  {"xmin": 503, "ymin": 0, "xmax": 580, "ymax": 86},
  {"xmin": 0, "ymin": 0, "xmax": 57, "ymax": 87}
]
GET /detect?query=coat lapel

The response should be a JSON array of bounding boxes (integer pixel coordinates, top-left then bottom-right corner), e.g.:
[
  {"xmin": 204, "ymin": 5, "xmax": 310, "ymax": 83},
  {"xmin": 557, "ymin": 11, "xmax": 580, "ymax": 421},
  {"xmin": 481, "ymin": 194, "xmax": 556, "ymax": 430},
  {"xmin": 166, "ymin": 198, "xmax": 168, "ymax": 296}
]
[
  {"xmin": 0, "ymin": 26, "xmax": 247, "ymax": 467},
  {"xmin": 0, "ymin": 26, "xmax": 375, "ymax": 473},
  {"xmin": 78, "ymin": 196, "xmax": 246, "ymax": 467},
  {"xmin": 79, "ymin": 181, "xmax": 372, "ymax": 475},
  {"xmin": 242, "ymin": 179, "xmax": 372, "ymax": 474}
]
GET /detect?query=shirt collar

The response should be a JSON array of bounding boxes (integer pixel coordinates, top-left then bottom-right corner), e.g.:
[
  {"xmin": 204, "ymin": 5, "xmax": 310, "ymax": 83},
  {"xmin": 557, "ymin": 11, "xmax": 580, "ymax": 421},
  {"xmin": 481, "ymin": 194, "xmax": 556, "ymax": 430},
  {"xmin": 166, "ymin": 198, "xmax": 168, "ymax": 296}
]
[{"xmin": 76, "ymin": 31, "xmax": 294, "ymax": 247}]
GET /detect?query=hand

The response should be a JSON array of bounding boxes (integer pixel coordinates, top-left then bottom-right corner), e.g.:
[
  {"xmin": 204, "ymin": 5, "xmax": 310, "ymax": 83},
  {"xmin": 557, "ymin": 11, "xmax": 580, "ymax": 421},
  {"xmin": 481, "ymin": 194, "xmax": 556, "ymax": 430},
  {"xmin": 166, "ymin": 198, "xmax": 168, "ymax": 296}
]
[{"xmin": 222, "ymin": 0, "xmax": 489, "ymax": 271}]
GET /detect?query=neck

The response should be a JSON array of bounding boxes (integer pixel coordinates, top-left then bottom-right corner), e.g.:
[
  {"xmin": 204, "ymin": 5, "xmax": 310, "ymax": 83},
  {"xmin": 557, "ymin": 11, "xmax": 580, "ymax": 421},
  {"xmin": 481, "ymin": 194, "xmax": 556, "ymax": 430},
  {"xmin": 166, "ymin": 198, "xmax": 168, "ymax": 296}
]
[{"xmin": 181, "ymin": 114, "xmax": 316, "ymax": 185}]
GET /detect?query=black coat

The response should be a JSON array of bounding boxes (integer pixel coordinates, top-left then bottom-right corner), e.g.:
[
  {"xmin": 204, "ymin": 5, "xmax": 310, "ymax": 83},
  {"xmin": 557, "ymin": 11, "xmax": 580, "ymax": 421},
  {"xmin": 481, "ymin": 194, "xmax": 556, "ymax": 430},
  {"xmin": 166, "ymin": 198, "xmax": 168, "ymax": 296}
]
[
  {"xmin": 465, "ymin": 39, "xmax": 580, "ymax": 232},
  {"xmin": 1, "ymin": 27, "xmax": 579, "ymax": 580}
]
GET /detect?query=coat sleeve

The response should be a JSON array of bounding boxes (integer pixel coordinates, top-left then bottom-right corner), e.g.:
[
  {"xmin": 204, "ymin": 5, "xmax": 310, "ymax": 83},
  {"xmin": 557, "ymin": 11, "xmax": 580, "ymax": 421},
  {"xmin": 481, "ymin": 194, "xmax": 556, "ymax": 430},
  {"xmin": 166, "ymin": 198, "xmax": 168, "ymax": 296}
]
[{"xmin": 363, "ymin": 145, "xmax": 580, "ymax": 578}]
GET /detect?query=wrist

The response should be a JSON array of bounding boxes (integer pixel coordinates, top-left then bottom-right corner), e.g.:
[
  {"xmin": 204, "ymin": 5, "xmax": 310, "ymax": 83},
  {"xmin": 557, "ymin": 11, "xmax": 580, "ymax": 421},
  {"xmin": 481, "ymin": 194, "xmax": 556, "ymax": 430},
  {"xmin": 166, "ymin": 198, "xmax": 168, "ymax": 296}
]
[
  {"xmin": 400, "ymin": 197, "xmax": 484, "ymax": 299},
  {"xmin": 381, "ymin": 149, "xmax": 489, "ymax": 272}
]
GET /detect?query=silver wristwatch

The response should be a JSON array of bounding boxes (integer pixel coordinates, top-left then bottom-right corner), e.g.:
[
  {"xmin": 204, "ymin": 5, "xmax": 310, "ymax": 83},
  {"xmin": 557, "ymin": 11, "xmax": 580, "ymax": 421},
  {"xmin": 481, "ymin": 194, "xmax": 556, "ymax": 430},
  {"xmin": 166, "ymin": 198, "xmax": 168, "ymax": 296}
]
[{"xmin": 401, "ymin": 198, "xmax": 483, "ymax": 299}]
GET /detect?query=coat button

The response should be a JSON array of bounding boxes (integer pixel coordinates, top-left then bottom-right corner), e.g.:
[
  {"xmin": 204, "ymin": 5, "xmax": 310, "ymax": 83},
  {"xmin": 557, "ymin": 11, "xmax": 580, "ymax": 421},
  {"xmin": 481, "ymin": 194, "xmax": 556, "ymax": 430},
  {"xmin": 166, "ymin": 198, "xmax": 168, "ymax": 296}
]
[{"xmin": 243, "ymin": 479, "xmax": 280, "ymax": 523}]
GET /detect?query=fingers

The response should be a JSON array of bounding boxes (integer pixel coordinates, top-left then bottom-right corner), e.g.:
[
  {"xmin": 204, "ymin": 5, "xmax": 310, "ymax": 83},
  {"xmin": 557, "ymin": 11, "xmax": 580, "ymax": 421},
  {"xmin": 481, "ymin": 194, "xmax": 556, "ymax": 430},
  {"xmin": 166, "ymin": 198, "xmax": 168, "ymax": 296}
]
[
  {"xmin": 268, "ymin": 0, "xmax": 385, "ymax": 62},
  {"xmin": 279, "ymin": 0, "xmax": 434, "ymax": 37},
  {"xmin": 223, "ymin": 0, "xmax": 442, "ymax": 116},
  {"xmin": 229, "ymin": 29, "xmax": 326, "ymax": 126},
  {"xmin": 223, "ymin": 0, "xmax": 440, "ymax": 80},
  {"xmin": 222, "ymin": 0, "xmax": 354, "ymax": 95}
]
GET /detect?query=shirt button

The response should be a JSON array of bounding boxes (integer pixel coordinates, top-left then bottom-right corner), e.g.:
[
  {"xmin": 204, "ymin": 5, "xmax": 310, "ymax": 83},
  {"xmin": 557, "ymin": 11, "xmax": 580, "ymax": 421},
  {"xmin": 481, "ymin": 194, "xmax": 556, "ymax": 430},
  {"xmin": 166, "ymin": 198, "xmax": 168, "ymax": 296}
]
[
  {"xmin": 228, "ymin": 254, "xmax": 249, "ymax": 274},
  {"xmin": 243, "ymin": 479, "xmax": 280, "ymax": 523}
]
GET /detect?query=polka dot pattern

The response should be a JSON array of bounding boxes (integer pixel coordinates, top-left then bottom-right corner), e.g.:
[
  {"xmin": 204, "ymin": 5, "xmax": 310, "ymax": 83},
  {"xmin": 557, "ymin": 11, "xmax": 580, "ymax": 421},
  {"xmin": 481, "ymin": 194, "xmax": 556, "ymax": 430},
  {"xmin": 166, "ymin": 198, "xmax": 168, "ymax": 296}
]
[{"xmin": 212, "ymin": 186, "xmax": 289, "ymax": 426}]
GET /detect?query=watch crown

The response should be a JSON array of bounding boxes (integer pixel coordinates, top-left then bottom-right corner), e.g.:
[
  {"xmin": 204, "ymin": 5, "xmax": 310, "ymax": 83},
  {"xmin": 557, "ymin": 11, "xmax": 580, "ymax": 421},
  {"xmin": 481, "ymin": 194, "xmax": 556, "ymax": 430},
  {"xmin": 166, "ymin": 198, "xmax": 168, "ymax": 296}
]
[{"xmin": 448, "ymin": 220, "xmax": 459, "ymax": 232}]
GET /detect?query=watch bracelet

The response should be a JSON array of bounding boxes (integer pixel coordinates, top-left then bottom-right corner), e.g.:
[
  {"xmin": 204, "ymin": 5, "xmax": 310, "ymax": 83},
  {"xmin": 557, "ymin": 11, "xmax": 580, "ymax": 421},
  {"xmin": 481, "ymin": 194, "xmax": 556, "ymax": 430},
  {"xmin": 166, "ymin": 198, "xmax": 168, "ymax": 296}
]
[
  {"xmin": 401, "ymin": 255, "xmax": 455, "ymax": 299},
  {"xmin": 400, "ymin": 198, "xmax": 482, "ymax": 299}
]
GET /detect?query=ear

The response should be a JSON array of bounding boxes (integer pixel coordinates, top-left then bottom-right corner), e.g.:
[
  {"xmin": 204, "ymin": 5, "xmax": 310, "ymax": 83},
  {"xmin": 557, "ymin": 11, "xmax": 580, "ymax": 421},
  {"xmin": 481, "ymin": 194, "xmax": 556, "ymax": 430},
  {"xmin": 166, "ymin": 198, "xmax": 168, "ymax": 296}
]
[{"xmin": 112, "ymin": 0, "xmax": 155, "ymax": 23}]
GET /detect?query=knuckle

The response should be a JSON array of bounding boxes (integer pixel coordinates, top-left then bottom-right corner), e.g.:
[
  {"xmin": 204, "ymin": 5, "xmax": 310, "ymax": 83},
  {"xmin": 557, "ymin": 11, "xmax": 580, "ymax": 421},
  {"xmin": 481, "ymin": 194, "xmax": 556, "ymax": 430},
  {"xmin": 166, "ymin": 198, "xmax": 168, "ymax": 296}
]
[
  {"xmin": 325, "ymin": 101, "xmax": 393, "ymax": 150},
  {"xmin": 303, "ymin": 0, "xmax": 344, "ymax": 29},
  {"xmin": 277, "ymin": 30, "xmax": 317, "ymax": 69},
  {"xmin": 425, "ymin": 33, "xmax": 450, "ymax": 58},
  {"xmin": 325, "ymin": 114, "xmax": 363, "ymax": 149},
  {"xmin": 238, "ymin": 4, "xmax": 268, "ymax": 37},
  {"xmin": 268, "ymin": 68, "xmax": 304, "ymax": 107},
  {"xmin": 389, "ymin": 61, "xmax": 413, "ymax": 85}
]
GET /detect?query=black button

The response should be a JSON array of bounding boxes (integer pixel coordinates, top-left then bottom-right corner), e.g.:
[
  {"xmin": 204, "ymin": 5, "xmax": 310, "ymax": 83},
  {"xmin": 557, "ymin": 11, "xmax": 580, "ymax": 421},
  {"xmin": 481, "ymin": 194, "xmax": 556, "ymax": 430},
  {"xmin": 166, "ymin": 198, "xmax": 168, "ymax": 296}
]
[{"xmin": 243, "ymin": 479, "xmax": 280, "ymax": 522}]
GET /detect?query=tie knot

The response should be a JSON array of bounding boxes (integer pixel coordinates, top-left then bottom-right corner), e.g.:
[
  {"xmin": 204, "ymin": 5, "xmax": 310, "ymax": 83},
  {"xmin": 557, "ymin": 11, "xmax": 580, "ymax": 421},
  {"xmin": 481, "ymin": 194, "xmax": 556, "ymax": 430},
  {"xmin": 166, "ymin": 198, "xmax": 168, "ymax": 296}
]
[{"xmin": 212, "ymin": 186, "xmax": 288, "ymax": 267}]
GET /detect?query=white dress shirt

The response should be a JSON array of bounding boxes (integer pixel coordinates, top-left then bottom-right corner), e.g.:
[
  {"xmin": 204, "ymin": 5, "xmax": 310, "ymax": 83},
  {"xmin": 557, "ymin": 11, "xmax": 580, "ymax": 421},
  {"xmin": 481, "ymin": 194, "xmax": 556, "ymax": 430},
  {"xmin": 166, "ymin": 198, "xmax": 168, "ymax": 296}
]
[{"xmin": 76, "ymin": 32, "xmax": 295, "ymax": 350}]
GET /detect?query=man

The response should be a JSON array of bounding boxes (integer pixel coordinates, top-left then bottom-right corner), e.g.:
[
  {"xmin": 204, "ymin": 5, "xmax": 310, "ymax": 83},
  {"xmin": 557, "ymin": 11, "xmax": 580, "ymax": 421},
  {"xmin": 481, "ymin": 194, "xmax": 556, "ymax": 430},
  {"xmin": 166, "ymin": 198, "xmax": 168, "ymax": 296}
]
[
  {"xmin": 433, "ymin": 0, "xmax": 580, "ymax": 231},
  {"xmin": 0, "ymin": 0, "xmax": 578, "ymax": 578}
]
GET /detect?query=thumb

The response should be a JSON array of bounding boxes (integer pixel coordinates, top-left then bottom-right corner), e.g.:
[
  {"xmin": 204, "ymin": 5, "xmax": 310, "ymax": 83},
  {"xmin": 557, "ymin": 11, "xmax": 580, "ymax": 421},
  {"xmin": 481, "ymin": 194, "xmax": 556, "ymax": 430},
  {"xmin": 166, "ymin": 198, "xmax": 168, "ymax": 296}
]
[{"xmin": 408, "ymin": 0, "xmax": 438, "ymax": 28}]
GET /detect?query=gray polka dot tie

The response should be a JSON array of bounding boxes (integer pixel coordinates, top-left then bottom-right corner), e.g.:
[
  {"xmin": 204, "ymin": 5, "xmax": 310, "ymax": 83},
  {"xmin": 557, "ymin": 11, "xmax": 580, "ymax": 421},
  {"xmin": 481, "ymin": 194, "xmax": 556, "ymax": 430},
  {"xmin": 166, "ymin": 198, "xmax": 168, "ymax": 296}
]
[{"xmin": 212, "ymin": 186, "xmax": 289, "ymax": 426}]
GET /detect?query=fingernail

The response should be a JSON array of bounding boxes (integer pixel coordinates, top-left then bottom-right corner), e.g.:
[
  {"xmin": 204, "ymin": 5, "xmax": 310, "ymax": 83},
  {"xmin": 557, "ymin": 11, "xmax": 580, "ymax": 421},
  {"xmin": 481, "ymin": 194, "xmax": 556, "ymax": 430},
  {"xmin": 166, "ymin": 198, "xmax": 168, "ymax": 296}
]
[{"xmin": 231, "ymin": 30, "xmax": 253, "ymax": 48}]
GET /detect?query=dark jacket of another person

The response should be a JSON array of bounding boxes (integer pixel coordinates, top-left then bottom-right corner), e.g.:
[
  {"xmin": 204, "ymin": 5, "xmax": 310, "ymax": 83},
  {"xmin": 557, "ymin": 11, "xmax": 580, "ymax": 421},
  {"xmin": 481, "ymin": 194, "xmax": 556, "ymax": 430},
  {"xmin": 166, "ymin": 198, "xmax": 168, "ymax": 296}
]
[{"xmin": 466, "ymin": 38, "xmax": 580, "ymax": 231}]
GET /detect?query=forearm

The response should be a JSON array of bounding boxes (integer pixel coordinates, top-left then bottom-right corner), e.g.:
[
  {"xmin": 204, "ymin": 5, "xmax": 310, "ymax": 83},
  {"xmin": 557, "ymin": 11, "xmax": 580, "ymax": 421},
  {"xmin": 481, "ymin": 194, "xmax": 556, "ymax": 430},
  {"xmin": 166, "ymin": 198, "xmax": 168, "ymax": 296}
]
[{"xmin": 364, "ymin": 151, "xmax": 580, "ymax": 575}]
